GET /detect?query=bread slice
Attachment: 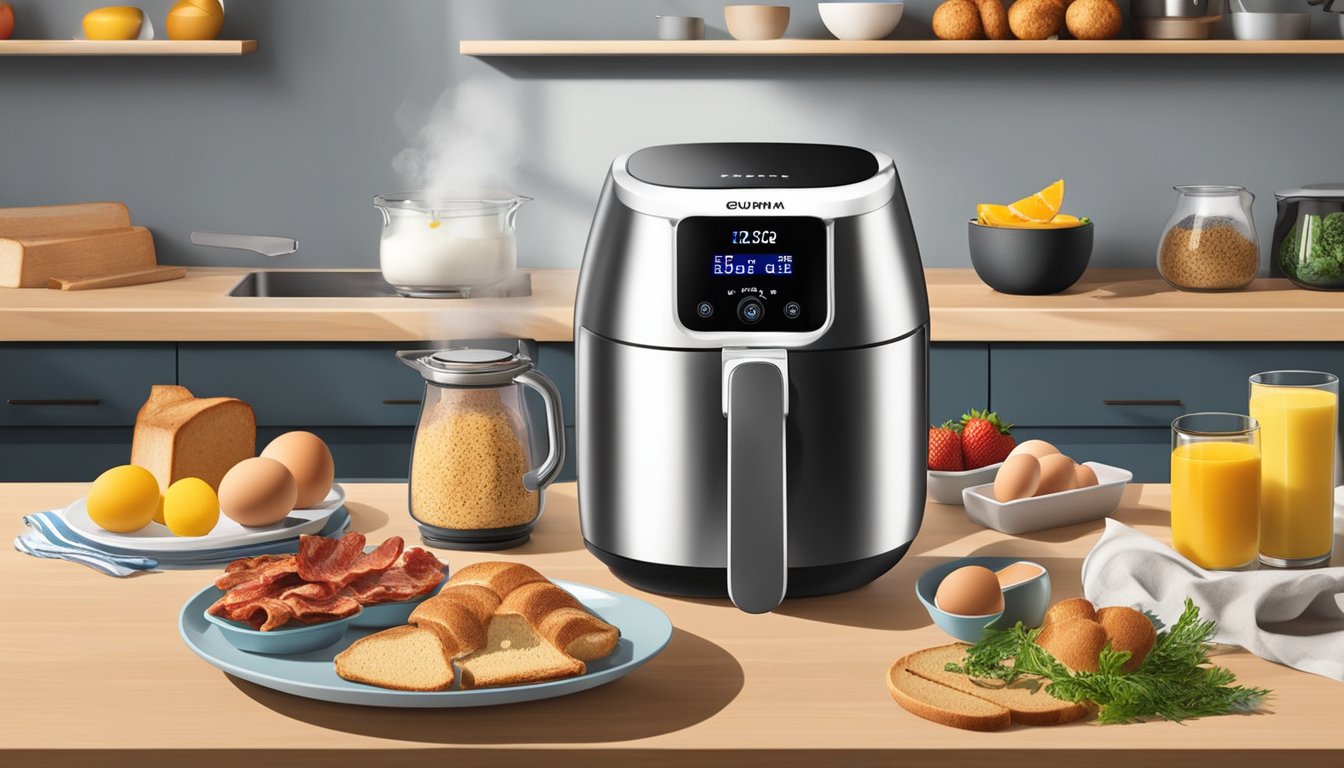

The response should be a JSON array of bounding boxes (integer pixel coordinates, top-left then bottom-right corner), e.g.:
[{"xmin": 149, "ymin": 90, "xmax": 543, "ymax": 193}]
[
  {"xmin": 334, "ymin": 625, "xmax": 455, "ymax": 692},
  {"xmin": 901, "ymin": 644, "xmax": 1091, "ymax": 725},
  {"xmin": 408, "ymin": 594, "xmax": 487, "ymax": 658},
  {"xmin": 458, "ymin": 614, "xmax": 585, "ymax": 690},
  {"xmin": 131, "ymin": 385, "xmax": 256, "ymax": 492},
  {"xmin": 498, "ymin": 581, "xmax": 620, "ymax": 661},
  {"xmin": 887, "ymin": 662, "xmax": 1012, "ymax": 732}
]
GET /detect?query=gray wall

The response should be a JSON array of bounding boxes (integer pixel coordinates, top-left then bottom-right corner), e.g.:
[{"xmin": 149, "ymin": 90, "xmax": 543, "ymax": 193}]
[{"xmin": 2, "ymin": 0, "xmax": 1342, "ymax": 272}]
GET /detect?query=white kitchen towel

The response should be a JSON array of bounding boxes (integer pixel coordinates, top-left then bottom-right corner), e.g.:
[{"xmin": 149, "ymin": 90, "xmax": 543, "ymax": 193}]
[{"xmin": 1081, "ymin": 519, "xmax": 1344, "ymax": 682}]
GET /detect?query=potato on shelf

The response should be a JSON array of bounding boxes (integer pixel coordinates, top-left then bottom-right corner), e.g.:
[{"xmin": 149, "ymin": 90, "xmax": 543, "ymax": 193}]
[
  {"xmin": 1008, "ymin": 0, "xmax": 1065, "ymax": 41},
  {"xmin": 1066, "ymin": 0, "xmax": 1122, "ymax": 40},
  {"xmin": 933, "ymin": 0, "xmax": 985, "ymax": 40}
]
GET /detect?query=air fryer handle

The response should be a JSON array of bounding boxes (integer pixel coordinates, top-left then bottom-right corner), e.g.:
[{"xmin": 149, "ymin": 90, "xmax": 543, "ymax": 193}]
[
  {"xmin": 515, "ymin": 370, "xmax": 567, "ymax": 492},
  {"xmin": 722, "ymin": 350, "xmax": 789, "ymax": 614}
]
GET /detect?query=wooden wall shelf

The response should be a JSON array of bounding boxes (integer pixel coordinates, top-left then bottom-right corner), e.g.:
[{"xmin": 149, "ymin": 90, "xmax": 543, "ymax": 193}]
[
  {"xmin": 461, "ymin": 39, "xmax": 1344, "ymax": 56},
  {"xmin": 0, "ymin": 40, "xmax": 257, "ymax": 56}
]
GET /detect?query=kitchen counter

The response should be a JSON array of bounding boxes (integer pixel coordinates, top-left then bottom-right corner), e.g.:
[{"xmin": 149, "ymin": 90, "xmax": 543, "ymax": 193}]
[
  {"xmin": 4, "ymin": 267, "xmax": 1344, "ymax": 343},
  {"xmin": 2, "ymin": 483, "xmax": 1340, "ymax": 767}
]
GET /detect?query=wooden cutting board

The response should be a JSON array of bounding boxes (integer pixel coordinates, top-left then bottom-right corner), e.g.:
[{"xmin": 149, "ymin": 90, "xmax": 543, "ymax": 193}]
[
  {"xmin": 0, "ymin": 202, "xmax": 132, "ymax": 239},
  {"xmin": 0, "ymin": 226, "xmax": 157, "ymax": 288}
]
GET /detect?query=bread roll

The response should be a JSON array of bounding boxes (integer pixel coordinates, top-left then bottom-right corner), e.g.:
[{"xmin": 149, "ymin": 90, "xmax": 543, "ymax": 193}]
[
  {"xmin": 1008, "ymin": 0, "xmax": 1064, "ymax": 40},
  {"xmin": 1097, "ymin": 606, "xmax": 1157, "ymax": 671},
  {"xmin": 1036, "ymin": 617, "xmax": 1107, "ymax": 672},
  {"xmin": 933, "ymin": 0, "xmax": 985, "ymax": 40},
  {"xmin": 1041, "ymin": 597, "xmax": 1097, "ymax": 627},
  {"xmin": 977, "ymin": 0, "xmax": 1012, "ymax": 40}
]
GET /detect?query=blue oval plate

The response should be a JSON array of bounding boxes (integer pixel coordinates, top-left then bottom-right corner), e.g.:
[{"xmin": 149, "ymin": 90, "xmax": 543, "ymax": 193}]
[{"xmin": 179, "ymin": 579, "xmax": 673, "ymax": 708}]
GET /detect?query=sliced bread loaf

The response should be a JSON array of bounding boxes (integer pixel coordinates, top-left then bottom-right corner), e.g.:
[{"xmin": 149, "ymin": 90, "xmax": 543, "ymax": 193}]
[
  {"xmin": 131, "ymin": 385, "xmax": 255, "ymax": 492},
  {"xmin": 408, "ymin": 594, "xmax": 487, "ymax": 658},
  {"xmin": 887, "ymin": 662, "xmax": 1013, "ymax": 732},
  {"xmin": 447, "ymin": 561, "xmax": 548, "ymax": 600},
  {"xmin": 334, "ymin": 625, "xmax": 455, "ymax": 692},
  {"xmin": 498, "ymin": 582, "xmax": 620, "ymax": 661},
  {"xmin": 458, "ymin": 614, "xmax": 586, "ymax": 690},
  {"xmin": 900, "ymin": 643, "xmax": 1091, "ymax": 726}
]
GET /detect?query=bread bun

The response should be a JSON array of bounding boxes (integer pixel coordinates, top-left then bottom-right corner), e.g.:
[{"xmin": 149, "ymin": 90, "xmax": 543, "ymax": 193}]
[
  {"xmin": 933, "ymin": 0, "xmax": 985, "ymax": 40},
  {"xmin": 1041, "ymin": 597, "xmax": 1096, "ymax": 627},
  {"xmin": 977, "ymin": 0, "xmax": 1012, "ymax": 40},
  {"xmin": 1008, "ymin": 0, "xmax": 1064, "ymax": 40},
  {"xmin": 1065, "ymin": 0, "xmax": 1121, "ymax": 40},
  {"xmin": 1036, "ymin": 616, "xmax": 1107, "ymax": 672},
  {"xmin": 1097, "ymin": 606, "xmax": 1157, "ymax": 671}
]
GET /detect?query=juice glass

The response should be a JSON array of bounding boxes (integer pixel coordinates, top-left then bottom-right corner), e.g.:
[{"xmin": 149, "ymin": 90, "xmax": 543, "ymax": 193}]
[
  {"xmin": 1170, "ymin": 413, "xmax": 1261, "ymax": 570},
  {"xmin": 1248, "ymin": 371, "xmax": 1338, "ymax": 568}
]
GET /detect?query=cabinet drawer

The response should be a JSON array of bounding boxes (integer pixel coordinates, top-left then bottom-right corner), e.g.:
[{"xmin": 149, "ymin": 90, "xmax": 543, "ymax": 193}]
[
  {"xmin": 0, "ymin": 427, "xmax": 134, "ymax": 482},
  {"xmin": 179, "ymin": 344, "xmax": 425, "ymax": 427},
  {"xmin": 0, "ymin": 344, "xmax": 175, "ymax": 427},
  {"xmin": 992, "ymin": 344, "xmax": 1344, "ymax": 427},
  {"xmin": 930, "ymin": 344, "xmax": 989, "ymax": 422}
]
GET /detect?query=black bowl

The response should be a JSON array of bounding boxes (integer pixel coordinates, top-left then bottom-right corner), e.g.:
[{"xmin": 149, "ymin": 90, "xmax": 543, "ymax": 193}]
[{"xmin": 968, "ymin": 220, "xmax": 1094, "ymax": 295}]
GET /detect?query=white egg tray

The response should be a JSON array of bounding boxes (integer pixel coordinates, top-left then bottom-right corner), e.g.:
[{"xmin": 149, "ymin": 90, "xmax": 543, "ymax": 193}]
[{"xmin": 961, "ymin": 462, "xmax": 1132, "ymax": 535}]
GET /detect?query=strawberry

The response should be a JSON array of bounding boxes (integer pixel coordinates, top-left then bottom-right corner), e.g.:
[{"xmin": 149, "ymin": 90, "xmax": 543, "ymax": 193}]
[
  {"xmin": 959, "ymin": 409, "xmax": 1016, "ymax": 469},
  {"xmin": 928, "ymin": 421, "xmax": 964, "ymax": 471}
]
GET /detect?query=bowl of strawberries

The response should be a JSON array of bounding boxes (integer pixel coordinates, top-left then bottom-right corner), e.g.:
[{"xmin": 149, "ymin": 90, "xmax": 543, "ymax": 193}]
[{"xmin": 927, "ymin": 409, "xmax": 1016, "ymax": 505}]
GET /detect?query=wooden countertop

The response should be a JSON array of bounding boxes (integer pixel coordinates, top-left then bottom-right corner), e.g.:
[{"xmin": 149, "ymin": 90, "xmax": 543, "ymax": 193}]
[
  {"xmin": 2, "ymin": 482, "xmax": 1340, "ymax": 767},
  {"xmin": 4, "ymin": 267, "xmax": 1344, "ymax": 343}
]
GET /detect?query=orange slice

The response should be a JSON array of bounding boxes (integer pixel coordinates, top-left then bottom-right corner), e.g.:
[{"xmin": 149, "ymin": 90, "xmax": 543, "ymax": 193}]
[
  {"xmin": 1007, "ymin": 180, "xmax": 1065, "ymax": 223},
  {"xmin": 976, "ymin": 204, "xmax": 1021, "ymax": 227}
]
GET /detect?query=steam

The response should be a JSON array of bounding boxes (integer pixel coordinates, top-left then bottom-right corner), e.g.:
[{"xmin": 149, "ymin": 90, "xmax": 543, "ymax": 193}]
[{"xmin": 393, "ymin": 78, "xmax": 522, "ymax": 198}]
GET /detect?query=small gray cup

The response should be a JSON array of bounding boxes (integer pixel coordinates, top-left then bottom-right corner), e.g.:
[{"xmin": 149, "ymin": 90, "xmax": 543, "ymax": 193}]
[{"xmin": 657, "ymin": 15, "xmax": 705, "ymax": 40}]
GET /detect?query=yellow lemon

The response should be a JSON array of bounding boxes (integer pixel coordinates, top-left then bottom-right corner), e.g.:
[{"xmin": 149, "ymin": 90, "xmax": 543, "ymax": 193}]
[
  {"xmin": 87, "ymin": 465, "xmax": 160, "ymax": 533},
  {"xmin": 163, "ymin": 477, "xmax": 220, "ymax": 537}
]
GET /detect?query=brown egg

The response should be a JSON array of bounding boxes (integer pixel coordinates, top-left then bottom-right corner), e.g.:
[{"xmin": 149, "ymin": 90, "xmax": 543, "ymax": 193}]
[
  {"xmin": 1097, "ymin": 606, "xmax": 1157, "ymax": 671},
  {"xmin": 1074, "ymin": 463, "xmax": 1099, "ymax": 489},
  {"xmin": 1036, "ymin": 616, "xmax": 1108, "ymax": 672},
  {"xmin": 1042, "ymin": 597, "xmax": 1097, "ymax": 627},
  {"xmin": 935, "ymin": 565, "xmax": 1005, "ymax": 617},
  {"xmin": 1034, "ymin": 453, "xmax": 1078, "ymax": 496},
  {"xmin": 261, "ymin": 431, "xmax": 335, "ymax": 508},
  {"xmin": 1008, "ymin": 439, "xmax": 1060, "ymax": 460},
  {"xmin": 219, "ymin": 457, "xmax": 297, "ymax": 527},
  {"xmin": 993, "ymin": 453, "xmax": 1041, "ymax": 502}
]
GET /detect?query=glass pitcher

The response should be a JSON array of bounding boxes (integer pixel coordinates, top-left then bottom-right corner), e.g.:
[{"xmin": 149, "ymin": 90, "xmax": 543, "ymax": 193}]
[
  {"xmin": 397, "ymin": 347, "xmax": 565, "ymax": 550},
  {"xmin": 1156, "ymin": 185, "xmax": 1259, "ymax": 292}
]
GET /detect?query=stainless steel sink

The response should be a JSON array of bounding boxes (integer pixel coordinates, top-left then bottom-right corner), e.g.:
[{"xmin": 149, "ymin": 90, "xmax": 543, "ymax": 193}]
[{"xmin": 228, "ymin": 271, "xmax": 532, "ymax": 299}]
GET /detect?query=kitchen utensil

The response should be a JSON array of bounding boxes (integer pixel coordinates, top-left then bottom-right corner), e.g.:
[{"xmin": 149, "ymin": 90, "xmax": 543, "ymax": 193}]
[
  {"xmin": 62, "ymin": 483, "xmax": 346, "ymax": 553},
  {"xmin": 928, "ymin": 463, "xmax": 1003, "ymax": 505},
  {"xmin": 0, "ymin": 202, "xmax": 131, "ymax": 239},
  {"xmin": 1272, "ymin": 184, "xmax": 1344, "ymax": 290},
  {"xmin": 48, "ymin": 265, "xmax": 187, "ymax": 291},
  {"xmin": 191, "ymin": 231, "xmax": 298, "ymax": 257},
  {"xmin": 1169, "ymin": 412, "xmax": 1261, "ymax": 570},
  {"xmin": 0, "ymin": 227, "xmax": 156, "ymax": 288},
  {"xmin": 916, "ymin": 556, "xmax": 1052, "ymax": 642},
  {"xmin": 1249, "ymin": 371, "xmax": 1337, "ymax": 568},
  {"xmin": 374, "ymin": 191, "xmax": 528, "ymax": 298},
  {"xmin": 576, "ymin": 142, "xmax": 929, "ymax": 614},
  {"xmin": 351, "ymin": 576, "xmax": 448, "ymax": 628},
  {"xmin": 180, "ymin": 578, "xmax": 673, "ymax": 707},
  {"xmin": 397, "ymin": 347, "xmax": 565, "ymax": 550},
  {"xmin": 1156, "ymin": 185, "xmax": 1259, "ymax": 292},
  {"xmin": 203, "ymin": 595, "xmax": 362, "ymax": 655},
  {"xmin": 968, "ymin": 220, "xmax": 1093, "ymax": 295},
  {"xmin": 818, "ymin": 2, "xmax": 905, "ymax": 40},
  {"xmin": 724, "ymin": 4, "xmax": 791, "ymax": 40},
  {"xmin": 656, "ymin": 15, "xmax": 705, "ymax": 39},
  {"xmin": 1231, "ymin": 11, "xmax": 1311, "ymax": 39},
  {"xmin": 961, "ymin": 462, "xmax": 1132, "ymax": 534},
  {"xmin": 1130, "ymin": 0, "xmax": 1225, "ymax": 39}
]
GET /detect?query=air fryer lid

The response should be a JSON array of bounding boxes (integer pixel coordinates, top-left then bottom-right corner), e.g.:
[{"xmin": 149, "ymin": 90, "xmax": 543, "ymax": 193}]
[
  {"xmin": 626, "ymin": 143, "xmax": 879, "ymax": 190},
  {"xmin": 1276, "ymin": 184, "xmax": 1344, "ymax": 200}
]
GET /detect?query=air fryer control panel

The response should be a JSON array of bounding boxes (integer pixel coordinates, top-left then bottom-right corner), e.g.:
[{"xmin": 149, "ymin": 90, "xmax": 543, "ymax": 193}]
[{"xmin": 676, "ymin": 216, "xmax": 828, "ymax": 333}]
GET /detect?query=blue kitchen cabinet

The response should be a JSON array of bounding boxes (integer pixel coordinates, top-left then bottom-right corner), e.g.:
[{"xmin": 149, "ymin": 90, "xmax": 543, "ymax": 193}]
[{"xmin": 929, "ymin": 344, "xmax": 989, "ymax": 423}]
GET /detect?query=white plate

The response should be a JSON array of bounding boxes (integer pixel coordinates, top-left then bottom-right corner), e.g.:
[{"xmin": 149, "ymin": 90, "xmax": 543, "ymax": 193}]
[
  {"xmin": 961, "ymin": 463, "xmax": 1132, "ymax": 535},
  {"xmin": 63, "ymin": 483, "xmax": 346, "ymax": 553},
  {"xmin": 927, "ymin": 463, "xmax": 1003, "ymax": 505}
]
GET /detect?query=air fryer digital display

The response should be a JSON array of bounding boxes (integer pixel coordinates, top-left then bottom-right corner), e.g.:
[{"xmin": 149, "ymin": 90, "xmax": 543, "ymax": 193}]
[{"xmin": 677, "ymin": 216, "xmax": 827, "ymax": 332}]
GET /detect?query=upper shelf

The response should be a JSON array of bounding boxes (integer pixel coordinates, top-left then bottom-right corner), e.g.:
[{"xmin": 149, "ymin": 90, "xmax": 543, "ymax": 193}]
[
  {"xmin": 0, "ymin": 40, "xmax": 258, "ymax": 56},
  {"xmin": 460, "ymin": 39, "xmax": 1344, "ymax": 56}
]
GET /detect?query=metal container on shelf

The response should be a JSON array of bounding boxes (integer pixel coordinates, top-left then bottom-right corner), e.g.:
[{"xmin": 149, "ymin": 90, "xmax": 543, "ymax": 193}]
[
  {"xmin": 1131, "ymin": 0, "xmax": 1225, "ymax": 39},
  {"xmin": 1273, "ymin": 185, "xmax": 1344, "ymax": 291}
]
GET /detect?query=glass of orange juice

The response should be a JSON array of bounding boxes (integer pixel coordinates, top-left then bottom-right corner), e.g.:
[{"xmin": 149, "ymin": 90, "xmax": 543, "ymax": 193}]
[
  {"xmin": 1249, "ymin": 371, "xmax": 1337, "ymax": 568},
  {"xmin": 1170, "ymin": 413, "xmax": 1261, "ymax": 570}
]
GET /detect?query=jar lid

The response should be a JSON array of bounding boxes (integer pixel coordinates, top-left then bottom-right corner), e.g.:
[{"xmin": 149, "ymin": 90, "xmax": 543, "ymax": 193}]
[
  {"xmin": 397, "ymin": 347, "xmax": 534, "ymax": 387},
  {"xmin": 1275, "ymin": 184, "xmax": 1344, "ymax": 200},
  {"xmin": 374, "ymin": 191, "xmax": 530, "ymax": 217}
]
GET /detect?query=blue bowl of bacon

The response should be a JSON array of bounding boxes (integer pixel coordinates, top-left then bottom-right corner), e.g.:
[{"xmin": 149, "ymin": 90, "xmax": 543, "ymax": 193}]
[{"xmin": 204, "ymin": 533, "xmax": 449, "ymax": 655}]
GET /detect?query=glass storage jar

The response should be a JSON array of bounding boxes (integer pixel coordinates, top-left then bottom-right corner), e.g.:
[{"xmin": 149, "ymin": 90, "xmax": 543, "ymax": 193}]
[
  {"xmin": 1272, "ymin": 184, "xmax": 1344, "ymax": 291},
  {"xmin": 1156, "ymin": 185, "xmax": 1259, "ymax": 292}
]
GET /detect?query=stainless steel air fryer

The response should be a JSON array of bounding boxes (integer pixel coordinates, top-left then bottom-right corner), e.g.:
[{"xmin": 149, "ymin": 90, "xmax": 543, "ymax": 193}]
[{"xmin": 575, "ymin": 143, "xmax": 929, "ymax": 614}]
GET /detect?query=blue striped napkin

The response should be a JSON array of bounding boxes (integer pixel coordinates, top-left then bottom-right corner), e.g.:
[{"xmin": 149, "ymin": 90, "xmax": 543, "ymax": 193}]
[{"xmin": 14, "ymin": 507, "xmax": 351, "ymax": 577}]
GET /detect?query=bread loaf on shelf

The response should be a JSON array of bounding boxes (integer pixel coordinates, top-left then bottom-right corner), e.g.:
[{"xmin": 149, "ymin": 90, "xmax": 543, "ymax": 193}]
[{"xmin": 130, "ymin": 385, "xmax": 256, "ymax": 492}]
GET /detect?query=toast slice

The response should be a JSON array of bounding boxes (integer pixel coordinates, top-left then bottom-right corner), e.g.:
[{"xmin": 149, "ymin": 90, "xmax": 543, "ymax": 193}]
[
  {"xmin": 458, "ymin": 614, "xmax": 585, "ymax": 690},
  {"xmin": 334, "ymin": 625, "xmax": 455, "ymax": 692},
  {"xmin": 902, "ymin": 644, "xmax": 1092, "ymax": 726},
  {"xmin": 408, "ymin": 594, "xmax": 487, "ymax": 658},
  {"xmin": 887, "ymin": 663, "xmax": 1012, "ymax": 732}
]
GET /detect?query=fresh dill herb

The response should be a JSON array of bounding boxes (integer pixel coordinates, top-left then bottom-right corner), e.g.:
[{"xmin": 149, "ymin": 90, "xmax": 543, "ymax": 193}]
[{"xmin": 945, "ymin": 599, "xmax": 1270, "ymax": 724}]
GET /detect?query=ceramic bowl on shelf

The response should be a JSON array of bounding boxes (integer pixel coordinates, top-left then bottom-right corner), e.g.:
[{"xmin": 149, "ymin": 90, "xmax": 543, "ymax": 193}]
[
  {"xmin": 915, "ymin": 556, "xmax": 1052, "ymax": 642},
  {"xmin": 724, "ymin": 4, "xmax": 791, "ymax": 40},
  {"xmin": 1231, "ymin": 12, "xmax": 1311, "ymax": 40},
  {"xmin": 968, "ymin": 220, "xmax": 1094, "ymax": 295},
  {"xmin": 961, "ymin": 461, "xmax": 1132, "ymax": 535},
  {"xmin": 818, "ymin": 2, "xmax": 904, "ymax": 40},
  {"xmin": 927, "ymin": 463, "xmax": 1002, "ymax": 505}
]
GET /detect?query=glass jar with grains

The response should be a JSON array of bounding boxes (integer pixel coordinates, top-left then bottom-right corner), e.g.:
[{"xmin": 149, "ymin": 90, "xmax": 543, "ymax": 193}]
[
  {"xmin": 397, "ymin": 347, "xmax": 566, "ymax": 550},
  {"xmin": 1157, "ymin": 185, "xmax": 1260, "ymax": 292}
]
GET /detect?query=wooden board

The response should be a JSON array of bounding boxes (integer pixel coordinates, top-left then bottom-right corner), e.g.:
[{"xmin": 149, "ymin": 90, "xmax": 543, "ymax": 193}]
[
  {"xmin": 0, "ymin": 227, "xmax": 157, "ymax": 288},
  {"xmin": 1, "ymin": 482, "xmax": 1340, "ymax": 767},
  {"xmin": 0, "ymin": 202, "xmax": 131, "ymax": 240},
  {"xmin": 47, "ymin": 265, "xmax": 187, "ymax": 292},
  {"xmin": 0, "ymin": 40, "xmax": 257, "ymax": 56},
  {"xmin": 460, "ymin": 39, "xmax": 1344, "ymax": 57}
]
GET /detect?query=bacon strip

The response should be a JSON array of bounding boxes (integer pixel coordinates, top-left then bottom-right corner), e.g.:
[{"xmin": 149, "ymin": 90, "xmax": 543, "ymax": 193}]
[{"xmin": 347, "ymin": 548, "xmax": 446, "ymax": 605}]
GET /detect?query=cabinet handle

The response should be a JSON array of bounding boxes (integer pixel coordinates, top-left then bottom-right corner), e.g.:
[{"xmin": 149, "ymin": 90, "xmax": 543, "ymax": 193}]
[
  {"xmin": 382, "ymin": 399, "xmax": 422, "ymax": 406},
  {"xmin": 7, "ymin": 399, "xmax": 102, "ymax": 406},
  {"xmin": 1103, "ymin": 399, "xmax": 1183, "ymax": 407}
]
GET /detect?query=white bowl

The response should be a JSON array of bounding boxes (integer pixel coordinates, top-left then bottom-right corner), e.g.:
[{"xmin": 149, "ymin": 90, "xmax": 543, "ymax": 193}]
[
  {"xmin": 961, "ymin": 462, "xmax": 1133, "ymax": 535},
  {"xmin": 927, "ymin": 462, "xmax": 1002, "ymax": 505},
  {"xmin": 818, "ymin": 2, "xmax": 904, "ymax": 40}
]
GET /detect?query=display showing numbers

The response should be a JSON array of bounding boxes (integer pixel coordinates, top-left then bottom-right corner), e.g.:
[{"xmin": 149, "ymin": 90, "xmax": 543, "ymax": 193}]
[
  {"xmin": 731, "ymin": 230, "xmax": 778, "ymax": 245},
  {"xmin": 713, "ymin": 254, "xmax": 793, "ymax": 276}
]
